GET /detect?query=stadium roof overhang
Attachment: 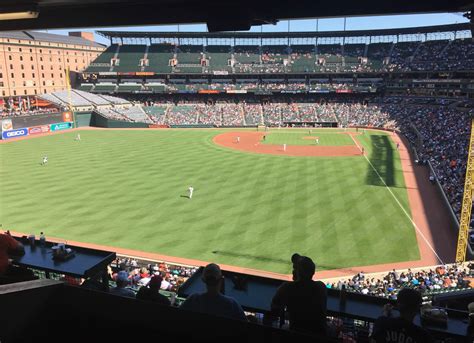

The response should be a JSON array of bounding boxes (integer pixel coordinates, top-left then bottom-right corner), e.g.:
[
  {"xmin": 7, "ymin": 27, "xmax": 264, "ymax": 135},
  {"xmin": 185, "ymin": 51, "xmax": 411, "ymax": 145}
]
[
  {"xmin": 0, "ymin": 0, "xmax": 471, "ymax": 32},
  {"xmin": 97, "ymin": 23, "xmax": 473, "ymax": 40}
]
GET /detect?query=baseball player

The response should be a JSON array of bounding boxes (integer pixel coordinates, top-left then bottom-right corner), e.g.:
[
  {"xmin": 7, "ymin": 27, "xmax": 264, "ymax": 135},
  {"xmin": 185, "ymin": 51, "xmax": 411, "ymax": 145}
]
[
  {"xmin": 283, "ymin": 143, "xmax": 287, "ymax": 152},
  {"xmin": 76, "ymin": 133, "xmax": 81, "ymax": 141},
  {"xmin": 396, "ymin": 142, "xmax": 400, "ymax": 150},
  {"xmin": 188, "ymin": 186, "xmax": 194, "ymax": 199},
  {"xmin": 315, "ymin": 138, "xmax": 319, "ymax": 145},
  {"xmin": 42, "ymin": 155, "xmax": 48, "ymax": 165},
  {"xmin": 236, "ymin": 136, "xmax": 240, "ymax": 144}
]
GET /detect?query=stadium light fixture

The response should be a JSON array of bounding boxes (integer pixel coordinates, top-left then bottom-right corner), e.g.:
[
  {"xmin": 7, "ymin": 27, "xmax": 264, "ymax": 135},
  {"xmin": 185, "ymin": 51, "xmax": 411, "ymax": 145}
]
[{"xmin": 0, "ymin": 4, "xmax": 39, "ymax": 21}]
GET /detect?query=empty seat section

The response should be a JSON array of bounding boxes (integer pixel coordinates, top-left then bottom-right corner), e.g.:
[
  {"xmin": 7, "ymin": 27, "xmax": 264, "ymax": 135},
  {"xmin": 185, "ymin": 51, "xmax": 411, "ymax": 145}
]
[
  {"xmin": 177, "ymin": 45, "xmax": 203, "ymax": 64},
  {"xmin": 289, "ymin": 45, "xmax": 316, "ymax": 73},
  {"xmin": 85, "ymin": 44, "xmax": 118, "ymax": 72},
  {"xmin": 146, "ymin": 44, "xmax": 174, "ymax": 73},
  {"xmin": 113, "ymin": 45, "xmax": 147, "ymax": 72},
  {"xmin": 206, "ymin": 45, "xmax": 231, "ymax": 72}
]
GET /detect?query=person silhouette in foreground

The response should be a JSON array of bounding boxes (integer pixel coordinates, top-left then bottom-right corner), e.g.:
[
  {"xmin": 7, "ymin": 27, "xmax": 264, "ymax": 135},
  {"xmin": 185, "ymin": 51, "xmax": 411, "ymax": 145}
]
[
  {"xmin": 271, "ymin": 254, "xmax": 327, "ymax": 335},
  {"xmin": 180, "ymin": 263, "xmax": 247, "ymax": 321},
  {"xmin": 370, "ymin": 288, "xmax": 432, "ymax": 343},
  {"xmin": 136, "ymin": 274, "xmax": 171, "ymax": 306}
]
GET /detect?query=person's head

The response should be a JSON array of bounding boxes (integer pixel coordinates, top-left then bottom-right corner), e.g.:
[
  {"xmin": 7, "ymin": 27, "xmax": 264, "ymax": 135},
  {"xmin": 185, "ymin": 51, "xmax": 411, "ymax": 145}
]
[
  {"xmin": 468, "ymin": 302, "xmax": 474, "ymax": 324},
  {"xmin": 396, "ymin": 288, "xmax": 422, "ymax": 320},
  {"xmin": 202, "ymin": 263, "xmax": 223, "ymax": 293},
  {"xmin": 116, "ymin": 271, "xmax": 130, "ymax": 288},
  {"xmin": 148, "ymin": 274, "xmax": 163, "ymax": 290},
  {"xmin": 295, "ymin": 256, "xmax": 316, "ymax": 281}
]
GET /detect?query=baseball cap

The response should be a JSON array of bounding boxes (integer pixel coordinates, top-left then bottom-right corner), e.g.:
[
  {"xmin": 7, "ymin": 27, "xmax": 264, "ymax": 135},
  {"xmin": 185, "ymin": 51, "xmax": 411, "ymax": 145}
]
[
  {"xmin": 202, "ymin": 263, "xmax": 222, "ymax": 284},
  {"xmin": 291, "ymin": 253, "xmax": 301, "ymax": 265}
]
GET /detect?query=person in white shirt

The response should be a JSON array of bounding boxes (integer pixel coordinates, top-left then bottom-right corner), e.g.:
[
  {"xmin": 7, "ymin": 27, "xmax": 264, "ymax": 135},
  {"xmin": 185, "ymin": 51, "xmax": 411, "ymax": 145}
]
[
  {"xmin": 188, "ymin": 186, "xmax": 194, "ymax": 199},
  {"xmin": 42, "ymin": 156, "xmax": 48, "ymax": 165},
  {"xmin": 76, "ymin": 133, "xmax": 81, "ymax": 141}
]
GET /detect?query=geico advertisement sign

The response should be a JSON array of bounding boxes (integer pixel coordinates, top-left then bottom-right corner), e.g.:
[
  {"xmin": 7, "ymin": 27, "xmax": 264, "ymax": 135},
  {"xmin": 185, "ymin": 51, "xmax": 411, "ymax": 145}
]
[
  {"xmin": 50, "ymin": 122, "xmax": 72, "ymax": 131},
  {"xmin": 29, "ymin": 126, "xmax": 50, "ymax": 135},
  {"xmin": 2, "ymin": 128, "xmax": 28, "ymax": 139}
]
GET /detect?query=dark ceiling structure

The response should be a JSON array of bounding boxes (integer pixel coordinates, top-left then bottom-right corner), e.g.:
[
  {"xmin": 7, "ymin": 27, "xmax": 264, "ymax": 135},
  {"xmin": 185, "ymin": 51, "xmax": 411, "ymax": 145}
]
[
  {"xmin": 0, "ymin": 0, "xmax": 472, "ymax": 32},
  {"xmin": 97, "ymin": 23, "xmax": 472, "ymax": 40}
]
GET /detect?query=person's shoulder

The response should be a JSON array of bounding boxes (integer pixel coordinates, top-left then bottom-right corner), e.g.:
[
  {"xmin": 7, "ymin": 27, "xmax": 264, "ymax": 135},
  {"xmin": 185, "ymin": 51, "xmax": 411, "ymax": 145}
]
[{"xmin": 221, "ymin": 294, "xmax": 241, "ymax": 304}]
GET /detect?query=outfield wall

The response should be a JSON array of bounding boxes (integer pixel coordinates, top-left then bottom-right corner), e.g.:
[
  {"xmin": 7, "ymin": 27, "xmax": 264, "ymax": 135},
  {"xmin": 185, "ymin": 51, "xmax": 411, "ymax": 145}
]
[
  {"xmin": 75, "ymin": 112, "xmax": 94, "ymax": 127},
  {"xmin": 1, "ymin": 111, "xmax": 75, "ymax": 140},
  {"xmin": 91, "ymin": 112, "xmax": 149, "ymax": 128}
]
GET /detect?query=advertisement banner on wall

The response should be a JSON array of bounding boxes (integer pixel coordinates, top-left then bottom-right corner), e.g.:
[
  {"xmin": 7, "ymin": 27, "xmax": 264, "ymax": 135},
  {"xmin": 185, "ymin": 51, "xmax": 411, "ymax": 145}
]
[
  {"xmin": 2, "ymin": 127, "xmax": 28, "ymax": 139},
  {"xmin": 62, "ymin": 111, "xmax": 73, "ymax": 122},
  {"xmin": 50, "ymin": 122, "xmax": 73, "ymax": 131},
  {"xmin": 1, "ymin": 119, "xmax": 13, "ymax": 132},
  {"xmin": 28, "ymin": 125, "xmax": 51, "ymax": 135}
]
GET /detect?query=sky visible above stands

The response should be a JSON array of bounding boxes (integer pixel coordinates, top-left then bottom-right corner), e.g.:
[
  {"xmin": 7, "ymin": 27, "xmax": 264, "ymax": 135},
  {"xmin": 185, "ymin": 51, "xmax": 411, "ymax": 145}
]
[{"xmin": 44, "ymin": 13, "xmax": 469, "ymax": 45}]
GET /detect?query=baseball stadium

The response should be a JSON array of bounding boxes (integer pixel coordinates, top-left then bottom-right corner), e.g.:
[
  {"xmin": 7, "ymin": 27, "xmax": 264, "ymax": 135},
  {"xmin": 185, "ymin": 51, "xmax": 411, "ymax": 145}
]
[{"xmin": 1, "ymin": 1, "xmax": 474, "ymax": 342}]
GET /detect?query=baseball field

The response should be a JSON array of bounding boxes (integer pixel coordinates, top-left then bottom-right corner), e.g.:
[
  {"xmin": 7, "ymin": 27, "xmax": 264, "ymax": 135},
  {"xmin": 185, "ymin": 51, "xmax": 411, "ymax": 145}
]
[{"xmin": 0, "ymin": 128, "xmax": 420, "ymax": 274}]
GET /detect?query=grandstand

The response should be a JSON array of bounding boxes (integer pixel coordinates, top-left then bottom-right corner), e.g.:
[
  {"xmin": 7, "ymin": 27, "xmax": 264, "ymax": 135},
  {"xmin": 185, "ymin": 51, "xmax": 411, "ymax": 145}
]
[{"xmin": 76, "ymin": 24, "xmax": 473, "ymax": 99}]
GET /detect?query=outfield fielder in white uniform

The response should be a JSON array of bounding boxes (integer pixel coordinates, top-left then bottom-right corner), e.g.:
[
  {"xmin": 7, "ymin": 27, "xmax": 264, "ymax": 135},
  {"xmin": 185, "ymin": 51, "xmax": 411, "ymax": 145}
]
[
  {"xmin": 188, "ymin": 186, "xmax": 194, "ymax": 199},
  {"xmin": 42, "ymin": 156, "xmax": 48, "ymax": 165},
  {"xmin": 76, "ymin": 133, "xmax": 81, "ymax": 141}
]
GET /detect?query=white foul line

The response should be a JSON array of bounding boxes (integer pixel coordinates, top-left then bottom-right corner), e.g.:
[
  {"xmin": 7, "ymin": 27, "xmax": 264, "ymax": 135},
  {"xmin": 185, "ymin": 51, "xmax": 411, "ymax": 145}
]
[{"xmin": 349, "ymin": 133, "xmax": 445, "ymax": 265}]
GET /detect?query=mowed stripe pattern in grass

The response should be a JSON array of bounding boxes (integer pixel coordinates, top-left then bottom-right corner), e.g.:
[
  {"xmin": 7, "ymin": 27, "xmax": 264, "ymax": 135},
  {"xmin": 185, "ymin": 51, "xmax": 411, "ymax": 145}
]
[{"xmin": 0, "ymin": 129, "xmax": 419, "ymax": 274}]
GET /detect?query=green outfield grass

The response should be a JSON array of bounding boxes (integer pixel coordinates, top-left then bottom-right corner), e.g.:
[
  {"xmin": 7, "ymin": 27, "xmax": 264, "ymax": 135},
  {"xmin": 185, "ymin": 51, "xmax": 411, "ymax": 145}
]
[
  {"xmin": 0, "ymin": 129, "xmax": 419, "ymax": 274},
  {"xmin": 261, "ymin": 130, "xmax": 354, "ymax": 146}
]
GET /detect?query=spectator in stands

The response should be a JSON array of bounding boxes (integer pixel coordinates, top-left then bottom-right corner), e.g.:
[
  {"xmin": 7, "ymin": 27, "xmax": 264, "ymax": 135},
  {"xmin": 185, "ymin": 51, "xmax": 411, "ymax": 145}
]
[
  {"xmin": 136, "ymin": 274, "xmax": 171, "ymax": 306},
  {"xmin": 180, "ymin": 263, "xmax": 247, "ymax": 321},
  {"xmin": 0, "ymin": 233, "xmax": 25, "ymax": 275},
  {"xmin": 467, "ymin": 302, "xmax": 474, "ymax": 341},
  {"xmin": 0, "ymin": 232, "xmax": 35, "ymax": 283},
  {"xmin": 270, "ymin": 255, "xmax": 327, "ymax": 335},
  {"xmin": 109, "ymin": 270, "xmax": 136, "ymax": 299},
  {"xmin": 370, "ymin": 288, "xmax": 432, "ymax": 343}
]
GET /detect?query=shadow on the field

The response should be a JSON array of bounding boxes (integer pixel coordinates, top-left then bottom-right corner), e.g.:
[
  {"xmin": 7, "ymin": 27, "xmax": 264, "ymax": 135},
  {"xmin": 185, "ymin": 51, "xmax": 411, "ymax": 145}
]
[
  {"xmin": 212, "ymin": 250, "xmax": 288, "ymax": 265},
  {"xmin": 365, "ymin": 135, "xmax": 395, "ymax": 187}
]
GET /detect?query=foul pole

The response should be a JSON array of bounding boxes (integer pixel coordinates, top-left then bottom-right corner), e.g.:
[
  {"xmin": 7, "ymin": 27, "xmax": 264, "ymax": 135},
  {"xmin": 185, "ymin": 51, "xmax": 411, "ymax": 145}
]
[{"xmin": 455, "ymin": 118, "xmax": 474, "ymax": 262}]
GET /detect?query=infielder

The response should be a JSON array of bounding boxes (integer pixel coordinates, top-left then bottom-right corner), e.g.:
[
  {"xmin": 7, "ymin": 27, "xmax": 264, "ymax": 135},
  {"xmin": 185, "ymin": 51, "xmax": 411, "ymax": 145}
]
[
  {"xmin": 283, "ymin": 143, "xmax": 287, "ymax": 152},
  {"xmin": 76, "ymin": 133, "xmax": 81, "ymax": 141},
  {"xmin": 315, "ymin": 138, "xmax": 319, "ymax": 144},
  {"xmin": 236, "ymin": 136, "xmax": 240, "ymax": 144},
  {"xmin": 188, "ymin": 186, "xmax": 194, "ymax": 199}
]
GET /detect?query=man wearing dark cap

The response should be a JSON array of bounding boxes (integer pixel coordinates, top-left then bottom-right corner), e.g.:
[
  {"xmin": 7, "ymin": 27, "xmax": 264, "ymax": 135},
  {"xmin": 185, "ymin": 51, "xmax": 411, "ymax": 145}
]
[
  {"xmin": 136, "ymin": 274, "xmax": 171, "ymax": 306},
  {"xmin": 180, "ymin": 263, "xmax": 247, "ymax": 321},
  {"xmin": 271, "ymin": 255, "xmax": 327, "ymax": 335},
  {"xmin": 370, "ymin": 288, "xmax": 432, "ymax": 343}
]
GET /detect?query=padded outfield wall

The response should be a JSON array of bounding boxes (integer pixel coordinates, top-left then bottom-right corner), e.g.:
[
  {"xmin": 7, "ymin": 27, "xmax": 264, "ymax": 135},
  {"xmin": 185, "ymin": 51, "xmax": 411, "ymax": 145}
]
[{"xmin": 91, "ymin": 111, "xmax": 149, "ymax": 128}]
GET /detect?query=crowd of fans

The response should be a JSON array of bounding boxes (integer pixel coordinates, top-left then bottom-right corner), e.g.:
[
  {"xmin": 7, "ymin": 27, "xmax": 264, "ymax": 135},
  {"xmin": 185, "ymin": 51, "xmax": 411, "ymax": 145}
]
[
  {"xmin": 184, "ymin": 38, "xmax": 474, "ymax": 73},
  {"xmin": 0, "ymin": 106, "xmax": 60, "ymax": 118},
  {"xmin": 386, "ymin": 104, "xmax": 472, "ymax": 218},
  {"xmin": 326, "ymin": 264, "xmax": 472, "ymax": 298}
]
